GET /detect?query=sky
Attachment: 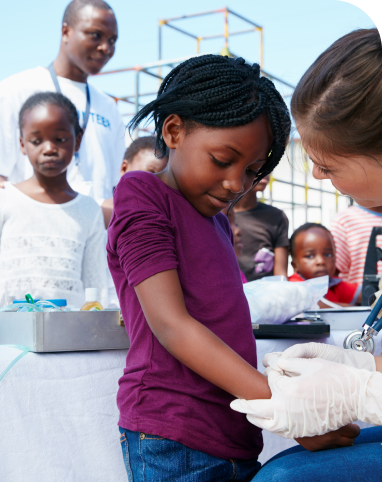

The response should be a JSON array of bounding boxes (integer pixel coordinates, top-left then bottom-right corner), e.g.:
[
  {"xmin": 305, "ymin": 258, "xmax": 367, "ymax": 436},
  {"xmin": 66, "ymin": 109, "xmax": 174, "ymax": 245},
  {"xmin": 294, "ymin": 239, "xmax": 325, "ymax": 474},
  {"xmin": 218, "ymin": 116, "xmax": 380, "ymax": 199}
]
[{"xmin": 1, "ymin": 0, "xmax": 375, "ymax": 122}]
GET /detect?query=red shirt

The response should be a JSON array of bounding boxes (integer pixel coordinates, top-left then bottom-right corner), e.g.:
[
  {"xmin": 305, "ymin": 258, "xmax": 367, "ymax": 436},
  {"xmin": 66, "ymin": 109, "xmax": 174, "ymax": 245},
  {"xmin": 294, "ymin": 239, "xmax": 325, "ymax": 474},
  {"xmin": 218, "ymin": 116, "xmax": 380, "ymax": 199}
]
[{"xmin": 289, "ymin": 272, "xmax": 360, "ymax": 305}]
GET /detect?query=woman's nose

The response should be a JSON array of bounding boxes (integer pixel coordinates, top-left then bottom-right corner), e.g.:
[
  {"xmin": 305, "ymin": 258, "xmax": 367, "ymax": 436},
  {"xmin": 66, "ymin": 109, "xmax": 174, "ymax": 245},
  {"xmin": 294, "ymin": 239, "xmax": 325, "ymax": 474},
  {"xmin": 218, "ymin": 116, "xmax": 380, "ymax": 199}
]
[{"xmin": 312, "ymin": 164, "xmax": 329, "ymax": 180}]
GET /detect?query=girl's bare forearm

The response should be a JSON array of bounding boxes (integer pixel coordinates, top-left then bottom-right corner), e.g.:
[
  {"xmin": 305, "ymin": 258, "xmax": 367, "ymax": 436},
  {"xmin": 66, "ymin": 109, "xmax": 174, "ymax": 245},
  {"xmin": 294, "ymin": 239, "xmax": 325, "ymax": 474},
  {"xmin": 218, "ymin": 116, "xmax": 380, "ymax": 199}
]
[
  {"xmin": 150, "ymin": 312, "xmax": 270, "ymax": 400},
  {"xmin": 135, "ymin": 269, "xmax": 271, "ymax": 400}
]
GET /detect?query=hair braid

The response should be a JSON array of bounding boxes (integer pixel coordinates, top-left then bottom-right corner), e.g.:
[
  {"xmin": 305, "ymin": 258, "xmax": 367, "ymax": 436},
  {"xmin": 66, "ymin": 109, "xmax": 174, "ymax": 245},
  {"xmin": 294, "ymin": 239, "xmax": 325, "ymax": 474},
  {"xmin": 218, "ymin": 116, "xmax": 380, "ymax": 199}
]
[{"xmin": 129, "ymin": 54, "xmax": 291, "ymax": 183}]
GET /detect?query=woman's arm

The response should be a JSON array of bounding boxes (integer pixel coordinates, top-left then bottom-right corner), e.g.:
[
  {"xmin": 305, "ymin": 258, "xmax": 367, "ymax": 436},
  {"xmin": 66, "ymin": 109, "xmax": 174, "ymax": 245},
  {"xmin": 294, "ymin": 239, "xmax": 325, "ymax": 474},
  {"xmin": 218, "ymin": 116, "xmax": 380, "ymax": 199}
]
[
  {"xmin": 273, "ymin": 246, "xmax": 288, "ymax": 278},
  {"xmin": 135, "ymin": 269, "xmax": 271, "ymax": 400}
]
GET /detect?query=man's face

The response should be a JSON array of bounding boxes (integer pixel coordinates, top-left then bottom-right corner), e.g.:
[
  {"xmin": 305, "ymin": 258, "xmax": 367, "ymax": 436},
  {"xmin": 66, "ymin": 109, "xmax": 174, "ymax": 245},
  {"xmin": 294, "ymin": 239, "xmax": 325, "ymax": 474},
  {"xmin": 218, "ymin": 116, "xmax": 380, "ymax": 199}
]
[{"xmin": 63, "ymin": 5, "xmax": 118, "ymax": 76}]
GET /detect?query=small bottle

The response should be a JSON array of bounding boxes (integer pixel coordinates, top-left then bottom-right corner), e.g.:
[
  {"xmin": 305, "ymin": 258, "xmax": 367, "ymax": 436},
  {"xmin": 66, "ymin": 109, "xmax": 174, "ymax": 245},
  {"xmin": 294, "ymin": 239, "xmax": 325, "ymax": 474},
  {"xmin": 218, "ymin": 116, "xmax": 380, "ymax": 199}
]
[{"xmin": 81, "ymin": 288, "xmax": 103, "ymax": 311}]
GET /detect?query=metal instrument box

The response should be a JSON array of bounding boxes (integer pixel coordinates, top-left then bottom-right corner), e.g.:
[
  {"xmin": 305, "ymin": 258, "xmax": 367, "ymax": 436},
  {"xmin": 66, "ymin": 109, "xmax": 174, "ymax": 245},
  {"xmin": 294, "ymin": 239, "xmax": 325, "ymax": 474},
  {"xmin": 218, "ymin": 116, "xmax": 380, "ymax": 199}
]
[
  {"xmin": 304, "ymin": 308, "xmax": 371, "ymax": 330},
  {"xmin": 0, "ymin": 310, "xmax": 130, "ymax": 352}
]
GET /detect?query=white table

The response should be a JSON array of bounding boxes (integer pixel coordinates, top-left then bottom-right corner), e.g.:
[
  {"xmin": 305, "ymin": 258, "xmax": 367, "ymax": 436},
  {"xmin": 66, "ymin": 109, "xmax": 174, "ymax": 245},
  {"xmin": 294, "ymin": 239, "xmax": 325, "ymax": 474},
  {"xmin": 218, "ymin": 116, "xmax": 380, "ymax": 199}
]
[{"xmin": 0, "ymin": 331, "xmax": 379, "ymax": 481}]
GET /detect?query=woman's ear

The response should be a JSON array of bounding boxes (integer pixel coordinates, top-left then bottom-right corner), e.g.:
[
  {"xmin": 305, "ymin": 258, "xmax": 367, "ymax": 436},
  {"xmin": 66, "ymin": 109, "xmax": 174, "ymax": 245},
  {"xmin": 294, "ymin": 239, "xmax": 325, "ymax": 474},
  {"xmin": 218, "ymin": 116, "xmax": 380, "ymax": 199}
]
[{"xmin": 162, "ymin": 114, "xmax": 185, "ymax": 150}]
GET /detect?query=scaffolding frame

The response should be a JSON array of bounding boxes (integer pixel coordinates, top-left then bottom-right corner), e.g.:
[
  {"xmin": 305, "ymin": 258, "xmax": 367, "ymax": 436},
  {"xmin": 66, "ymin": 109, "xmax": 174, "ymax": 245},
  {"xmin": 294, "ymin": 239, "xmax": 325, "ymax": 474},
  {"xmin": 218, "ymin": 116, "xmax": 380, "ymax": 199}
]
[
  {"xmin": 94, "ymin": 6, "xmax": 347, "ymax": 226},
  {"xmin": 158, "ymin": 7, "xmax": 264, "ymax": 68}
]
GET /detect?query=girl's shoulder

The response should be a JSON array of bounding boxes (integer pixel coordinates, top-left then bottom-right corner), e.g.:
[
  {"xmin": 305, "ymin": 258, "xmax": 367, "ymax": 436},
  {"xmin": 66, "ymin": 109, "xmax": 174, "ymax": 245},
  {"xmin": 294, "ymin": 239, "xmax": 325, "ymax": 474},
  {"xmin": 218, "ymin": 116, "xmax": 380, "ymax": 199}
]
[{"xmin": 115, "ymin": 171, "xmax": 183, "ymax": 208}]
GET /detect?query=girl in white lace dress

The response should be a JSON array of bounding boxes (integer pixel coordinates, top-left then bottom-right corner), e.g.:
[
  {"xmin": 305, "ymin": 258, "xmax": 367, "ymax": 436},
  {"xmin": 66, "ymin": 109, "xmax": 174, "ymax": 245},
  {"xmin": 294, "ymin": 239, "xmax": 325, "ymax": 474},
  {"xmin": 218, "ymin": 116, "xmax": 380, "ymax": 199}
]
[{"xmin": 0, "ymin": 92, "xmax": 107, "ymax": 307}]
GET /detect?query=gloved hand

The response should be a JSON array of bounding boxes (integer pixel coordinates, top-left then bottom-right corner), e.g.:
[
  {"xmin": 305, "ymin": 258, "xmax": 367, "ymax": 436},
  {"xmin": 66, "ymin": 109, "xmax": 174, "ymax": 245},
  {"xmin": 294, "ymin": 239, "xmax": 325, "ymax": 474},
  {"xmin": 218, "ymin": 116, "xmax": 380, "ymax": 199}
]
[
  {"xmin": 263, "ymin": 342, "xmax": 376, "ymax": 372},
  {"xmin": 231, "ymin": 356, "xmax": 382, "ymax": 439}
]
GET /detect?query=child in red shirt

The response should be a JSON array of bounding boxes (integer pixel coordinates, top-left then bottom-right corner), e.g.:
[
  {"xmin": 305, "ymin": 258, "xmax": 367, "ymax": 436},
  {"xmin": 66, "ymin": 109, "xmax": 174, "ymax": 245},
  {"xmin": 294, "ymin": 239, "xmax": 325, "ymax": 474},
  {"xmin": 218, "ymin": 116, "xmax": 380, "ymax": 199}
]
[{"xmin": 289, "ymin": 222, "xmax": 361, "ymax": 306}]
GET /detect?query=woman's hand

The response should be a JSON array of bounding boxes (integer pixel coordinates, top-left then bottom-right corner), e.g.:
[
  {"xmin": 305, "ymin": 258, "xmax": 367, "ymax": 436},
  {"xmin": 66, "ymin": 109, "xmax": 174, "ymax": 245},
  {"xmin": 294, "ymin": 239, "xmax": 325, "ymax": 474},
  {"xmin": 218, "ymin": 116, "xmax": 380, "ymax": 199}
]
[
  {"xmin": 263, "ymin": 342, "xmax": 376, "ymax": 372},
  {"xmin": 231, "ymin": 357, "xmax": 374, "ymax": 438},
  {"xmin": 295, "ymin": 424, "xmax": 360, "ymax": 452}
]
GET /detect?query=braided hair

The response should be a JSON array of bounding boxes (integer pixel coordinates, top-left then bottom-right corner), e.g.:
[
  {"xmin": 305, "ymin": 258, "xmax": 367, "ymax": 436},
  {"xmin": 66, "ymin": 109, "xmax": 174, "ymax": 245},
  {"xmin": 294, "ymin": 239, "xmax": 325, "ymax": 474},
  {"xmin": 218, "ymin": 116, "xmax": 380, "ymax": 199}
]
[
  {"xmin": 19, "ymin": 92, "xmax": 82, "ymax": 137},
  {"xmin": 129, "ymin": 54, "xmax": 291, "ymax": 188}
]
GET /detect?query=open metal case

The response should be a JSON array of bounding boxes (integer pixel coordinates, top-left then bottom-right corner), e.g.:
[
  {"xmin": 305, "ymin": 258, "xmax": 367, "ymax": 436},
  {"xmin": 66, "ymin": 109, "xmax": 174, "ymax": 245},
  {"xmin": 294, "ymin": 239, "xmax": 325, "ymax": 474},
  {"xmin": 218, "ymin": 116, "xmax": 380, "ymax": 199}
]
[{"xmin": 0, "ymin": 310, "xmax": 130, "ymax": 352}]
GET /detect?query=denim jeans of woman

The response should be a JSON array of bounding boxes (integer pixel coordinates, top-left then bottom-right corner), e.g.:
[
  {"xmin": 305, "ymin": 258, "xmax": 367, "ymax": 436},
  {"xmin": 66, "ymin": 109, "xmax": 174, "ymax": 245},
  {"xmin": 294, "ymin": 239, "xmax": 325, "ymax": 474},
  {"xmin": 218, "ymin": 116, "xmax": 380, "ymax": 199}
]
[
  {"xmin": 254, "ymin": 426, "xmax": 382, "ymax": 482},
  {"xmin": 118, "ymin": 427, "xmax": 261, "ymax": 482}
]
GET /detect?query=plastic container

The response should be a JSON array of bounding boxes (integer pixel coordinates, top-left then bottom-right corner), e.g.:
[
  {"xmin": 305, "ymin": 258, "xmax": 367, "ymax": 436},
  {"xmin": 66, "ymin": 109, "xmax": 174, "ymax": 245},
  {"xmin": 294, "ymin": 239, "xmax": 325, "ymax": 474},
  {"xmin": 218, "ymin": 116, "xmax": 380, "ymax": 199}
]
[
  {"xmin": 80, "ymin": 288, "xmax": 103, "ymax": 311},
  {"xmin": 13, "ymin": 299, "xmax": 68, "ymax": 311}
]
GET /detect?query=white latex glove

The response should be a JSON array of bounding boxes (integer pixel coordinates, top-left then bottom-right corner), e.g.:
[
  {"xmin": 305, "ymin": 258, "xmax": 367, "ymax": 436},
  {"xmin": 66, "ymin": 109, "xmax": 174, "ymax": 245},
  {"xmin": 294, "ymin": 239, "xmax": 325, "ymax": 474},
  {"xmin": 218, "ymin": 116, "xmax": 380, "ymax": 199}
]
[
  {"xmin": 263, "ymin": 342, "xmax": 376, "ymax": 372},
  {"xmin": 231, "ymin": 356, "xmax": 382, "ymax": 439}
]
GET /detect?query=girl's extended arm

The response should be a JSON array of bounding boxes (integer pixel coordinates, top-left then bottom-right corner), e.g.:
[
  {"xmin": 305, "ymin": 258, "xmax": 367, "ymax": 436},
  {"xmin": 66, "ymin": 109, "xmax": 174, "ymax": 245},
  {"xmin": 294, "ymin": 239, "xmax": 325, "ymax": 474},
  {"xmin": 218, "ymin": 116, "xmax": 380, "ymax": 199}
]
[
  {"xmin": 136, "ymin": 270, "xmax": 360, "ymax": 450},
  {"xmin": 135, "ymin": 268, "xmax": 271, "ymax": 400}
]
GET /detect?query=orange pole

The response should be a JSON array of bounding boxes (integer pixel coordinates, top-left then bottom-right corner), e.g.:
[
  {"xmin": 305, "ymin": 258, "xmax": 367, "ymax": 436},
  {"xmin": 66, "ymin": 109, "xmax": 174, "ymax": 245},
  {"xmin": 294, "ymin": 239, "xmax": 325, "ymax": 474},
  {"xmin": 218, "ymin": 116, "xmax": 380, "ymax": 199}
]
[{"xmin": 224, "ymin": 7, "xmax": 229, "ymax": 48}]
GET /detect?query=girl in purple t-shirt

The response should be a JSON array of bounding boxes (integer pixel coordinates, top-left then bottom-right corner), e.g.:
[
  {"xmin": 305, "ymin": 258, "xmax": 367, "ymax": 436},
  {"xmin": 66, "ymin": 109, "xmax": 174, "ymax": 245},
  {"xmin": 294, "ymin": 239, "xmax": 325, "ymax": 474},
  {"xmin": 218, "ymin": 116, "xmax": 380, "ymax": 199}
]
[{"xmin": 107, "ymin": 55, "xmax": 352, "ymax": 482}]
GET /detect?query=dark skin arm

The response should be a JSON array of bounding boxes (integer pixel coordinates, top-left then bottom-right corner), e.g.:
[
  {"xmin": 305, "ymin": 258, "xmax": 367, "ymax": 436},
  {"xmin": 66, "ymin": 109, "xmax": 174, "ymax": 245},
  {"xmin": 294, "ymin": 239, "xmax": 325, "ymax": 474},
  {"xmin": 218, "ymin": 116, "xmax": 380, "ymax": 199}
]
[
  {"xmin": 102, "ymin": 197, "xmax": 113, "ymax": 229},
  {"xmin": 273, "ymin": 246, "xmax": 289, "ymax": 278},
  {"xmin": 135, "ymin": 269, "xmax": 271, "ymax": 400},
  {"xmin": 135, "ymin": 269, "xmax": 360, "ymax": 450}
]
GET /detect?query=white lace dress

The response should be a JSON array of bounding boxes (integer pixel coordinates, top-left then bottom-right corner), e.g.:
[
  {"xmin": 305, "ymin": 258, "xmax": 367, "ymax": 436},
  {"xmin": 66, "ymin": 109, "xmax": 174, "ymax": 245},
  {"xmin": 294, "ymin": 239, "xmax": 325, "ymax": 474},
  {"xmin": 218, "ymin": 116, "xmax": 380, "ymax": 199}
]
[{"xmin": 0, "ymin": 183, "xmax": 108, "ymax": 307}]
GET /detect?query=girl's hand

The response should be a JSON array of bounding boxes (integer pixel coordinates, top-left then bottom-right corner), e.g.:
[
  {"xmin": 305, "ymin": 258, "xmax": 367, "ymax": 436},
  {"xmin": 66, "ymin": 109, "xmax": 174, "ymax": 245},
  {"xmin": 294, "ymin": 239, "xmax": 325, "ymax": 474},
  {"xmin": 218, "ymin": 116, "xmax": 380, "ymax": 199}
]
[
  {"xmin": 231, "ymin": 357, "xmax": 376, "ymax": 438},
  {"xmin": 263, "ymin": 342, "xmax": 376, "ymax": 372},
  {"xmin": 295, "ymin": 424, "xmax": 360, "ymax": 452}
]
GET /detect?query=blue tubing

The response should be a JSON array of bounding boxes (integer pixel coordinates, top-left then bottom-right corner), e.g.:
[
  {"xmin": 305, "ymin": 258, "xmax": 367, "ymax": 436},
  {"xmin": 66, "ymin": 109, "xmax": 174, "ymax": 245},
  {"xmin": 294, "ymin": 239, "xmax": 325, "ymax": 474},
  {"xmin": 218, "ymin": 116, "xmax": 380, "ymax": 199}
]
[{"xmin": 0, "ymin": 345, "xmax": 30, "ymax": 382}]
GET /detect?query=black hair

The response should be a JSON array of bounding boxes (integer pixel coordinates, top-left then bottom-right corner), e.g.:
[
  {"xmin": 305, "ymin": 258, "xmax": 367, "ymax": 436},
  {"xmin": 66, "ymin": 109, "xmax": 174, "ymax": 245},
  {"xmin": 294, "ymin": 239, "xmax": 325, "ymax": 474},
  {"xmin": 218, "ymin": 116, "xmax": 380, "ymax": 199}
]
[
  {"xmin": 19, "ymin": 92, "xmax": 83, "ymax": 137},
  {"xmin": 63, "ymin": 0, "xmax": 114, "ymax": 27},
  {"xmin": 124, "ymin": 136, "xmax": 163, "ymax": 163},
  {"xmin": 290, "ymin": 222, "xmax": 331, "ymax": 258},
  {"xmin": 128, "ymin": 55, "xmax": 291, "ymax": 189}
]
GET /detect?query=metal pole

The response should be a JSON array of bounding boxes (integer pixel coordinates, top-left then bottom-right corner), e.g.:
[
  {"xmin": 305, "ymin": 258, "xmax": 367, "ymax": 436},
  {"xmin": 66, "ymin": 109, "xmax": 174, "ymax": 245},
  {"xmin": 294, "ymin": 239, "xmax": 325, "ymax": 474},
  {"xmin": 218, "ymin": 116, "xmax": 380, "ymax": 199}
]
[
  {"xmin": 158, "ymin": 20, "xmax": 164, "ymax": 82},
  {"xmin": 135, "ymin": 69, "xmax": 140, "ymax": 114},
  {"xmin": 224, "ymin": 8, "xmax": 229, "ymax": 48},
  {"xmin": 259, "ymin": 27, "xmax": 264, "ymax": 69}
]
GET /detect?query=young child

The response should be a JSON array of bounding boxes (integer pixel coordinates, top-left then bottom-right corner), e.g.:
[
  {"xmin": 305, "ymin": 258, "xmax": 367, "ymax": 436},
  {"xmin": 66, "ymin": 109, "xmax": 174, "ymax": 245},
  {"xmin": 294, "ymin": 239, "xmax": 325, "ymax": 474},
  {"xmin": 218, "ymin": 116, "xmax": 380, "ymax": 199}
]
[
  {"xmin": 102, "ymin": 136, "xmax": 168, "ymax": 228},
  {"xmin": 107, "ymin": 54, "xmax": 354, "ymax": 482},
  {"xmin": 289, "ymin": 222, "xmax": 361, "ymax": 307},
  {"xmin": 0, "ymin": 92, "xmax": 107, "ymax": 307},
  {"xmin": 234, "ymin": 174, "xmax": 289, "ymax": 281}
]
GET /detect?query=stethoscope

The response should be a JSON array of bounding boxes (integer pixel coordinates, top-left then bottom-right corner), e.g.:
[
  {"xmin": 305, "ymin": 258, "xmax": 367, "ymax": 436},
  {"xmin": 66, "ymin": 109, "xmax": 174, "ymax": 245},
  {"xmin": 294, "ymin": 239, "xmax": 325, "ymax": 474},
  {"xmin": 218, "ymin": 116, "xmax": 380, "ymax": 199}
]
[{"xmin": 343, "ymin": 293, "xmax": 382, "ymax": 354}]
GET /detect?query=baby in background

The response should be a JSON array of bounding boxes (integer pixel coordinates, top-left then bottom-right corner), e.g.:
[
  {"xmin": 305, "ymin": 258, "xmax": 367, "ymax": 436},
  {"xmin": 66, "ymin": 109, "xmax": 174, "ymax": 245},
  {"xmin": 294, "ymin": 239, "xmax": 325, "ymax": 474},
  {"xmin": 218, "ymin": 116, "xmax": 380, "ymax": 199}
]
[
  {"xmin": 102, "ymin": 136, "xmax": 168, "ymax": 228},
  {"xmin": 289, "ymin": 222, "xmax": 362, "ymax": 307},
  {"xmin": 0, "ymin": 92, "xmax": 107, "ymax": 307}
]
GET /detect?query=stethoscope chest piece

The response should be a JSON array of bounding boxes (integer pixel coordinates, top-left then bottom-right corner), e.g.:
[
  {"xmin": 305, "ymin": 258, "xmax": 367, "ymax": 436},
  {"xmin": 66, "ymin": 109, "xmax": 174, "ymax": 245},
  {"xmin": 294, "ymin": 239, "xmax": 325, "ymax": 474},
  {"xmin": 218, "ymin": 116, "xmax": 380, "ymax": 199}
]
[{"xmin": 343, "ymin": 329, "xmax": 375, "ymax": 354}]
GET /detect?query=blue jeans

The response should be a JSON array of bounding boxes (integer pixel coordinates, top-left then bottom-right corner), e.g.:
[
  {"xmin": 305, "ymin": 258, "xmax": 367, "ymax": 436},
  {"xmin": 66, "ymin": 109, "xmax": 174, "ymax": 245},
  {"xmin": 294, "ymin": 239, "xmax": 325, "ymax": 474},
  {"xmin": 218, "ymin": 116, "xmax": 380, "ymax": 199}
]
[
  {"xmin": 254, "ymin": 426, "xmax": 382, "ymax": 482},
  {"xmin": 118, "ymin": 427, "xmax": 261, "ymax": 482}
]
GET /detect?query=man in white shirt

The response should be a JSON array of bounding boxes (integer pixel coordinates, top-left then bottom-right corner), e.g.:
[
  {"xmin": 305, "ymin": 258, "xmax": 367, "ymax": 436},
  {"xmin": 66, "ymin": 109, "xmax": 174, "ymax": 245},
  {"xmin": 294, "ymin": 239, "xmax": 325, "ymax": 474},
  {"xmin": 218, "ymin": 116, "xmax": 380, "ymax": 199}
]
[{"xmin": 0, "ymin": 0, "xmax": 125, "ymax": 206}]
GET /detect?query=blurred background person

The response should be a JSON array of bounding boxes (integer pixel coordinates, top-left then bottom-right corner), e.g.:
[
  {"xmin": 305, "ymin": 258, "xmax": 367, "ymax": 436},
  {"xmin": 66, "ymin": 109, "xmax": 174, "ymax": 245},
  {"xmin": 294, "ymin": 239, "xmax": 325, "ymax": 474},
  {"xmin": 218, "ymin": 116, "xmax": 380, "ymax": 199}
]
[
  {"xmin": 289, "ymin": 222, "xmax": 361, "ymax": 307},
  {"xmin": 0, "ymin": 92, "xmax": 108, "ymax": 307},
  {"xmin": 0, "ymin": 0, "xmax": 125, "ymax": 208},
  {"xmin": 222, "ymin": 207, "xmax": 247, "ymax": 284},
  {"xmin": 330, "ymin": 204, "xmax": 382, "ymax": 287},
  {"xmin": 234, "ymin": 175, "xmax": 289, "ymax": 281},
  {"xmin": 102, "ymin": 136, "xmax": 168, "ymax": 228}
]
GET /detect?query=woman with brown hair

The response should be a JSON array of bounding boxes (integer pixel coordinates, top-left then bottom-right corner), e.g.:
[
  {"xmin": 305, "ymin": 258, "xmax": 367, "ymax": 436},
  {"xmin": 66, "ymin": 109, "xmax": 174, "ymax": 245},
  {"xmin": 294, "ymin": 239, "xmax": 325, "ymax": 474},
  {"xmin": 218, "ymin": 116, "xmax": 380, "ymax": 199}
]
[{"xmin": 232, "ymin": 28, "xmax": 382, "ymax": 481}]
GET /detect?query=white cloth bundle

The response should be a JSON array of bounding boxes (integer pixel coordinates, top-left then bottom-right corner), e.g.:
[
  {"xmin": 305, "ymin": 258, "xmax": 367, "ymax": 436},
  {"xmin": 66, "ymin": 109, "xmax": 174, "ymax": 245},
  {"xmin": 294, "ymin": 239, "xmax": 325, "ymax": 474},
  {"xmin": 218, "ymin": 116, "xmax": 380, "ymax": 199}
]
[{"xmin": 244, "ymin": 276, "xmax": 328, "ymax": 324}]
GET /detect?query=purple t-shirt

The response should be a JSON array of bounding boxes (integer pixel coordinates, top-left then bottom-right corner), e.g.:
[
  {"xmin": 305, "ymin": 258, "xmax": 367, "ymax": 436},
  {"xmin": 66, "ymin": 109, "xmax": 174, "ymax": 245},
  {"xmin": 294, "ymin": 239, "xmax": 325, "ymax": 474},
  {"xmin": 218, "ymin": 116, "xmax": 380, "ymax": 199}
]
[{"xmin": 107, "ymin": 171, "xmax": 262, "ymax": 460}]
